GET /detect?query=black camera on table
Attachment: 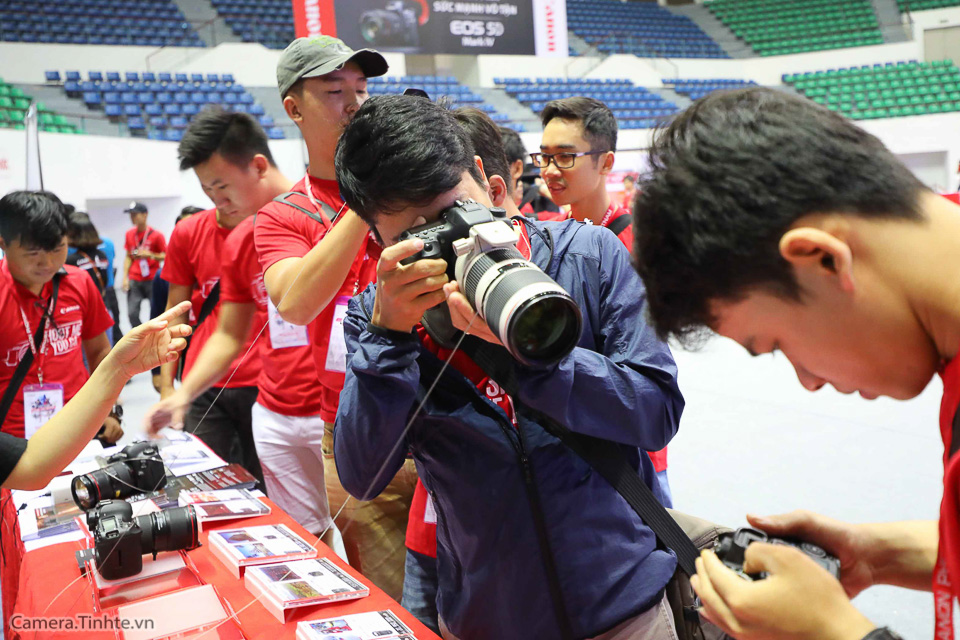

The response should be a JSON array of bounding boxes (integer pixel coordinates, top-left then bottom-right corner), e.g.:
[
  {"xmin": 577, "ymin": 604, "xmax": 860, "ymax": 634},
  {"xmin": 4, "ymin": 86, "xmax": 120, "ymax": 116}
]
[
  {"xmin": 86, "ymin": 500, "xmax": 200, "ymax": 580},
  {"xmin": 360, "ymin": 0, "xmax": 421, "ymax": 48},
  {"xmin": 714, "ymin": 527, "xmax": 841, "ymax": 581},
  {"xmin": 71, "ymin": 441, "xmax": 167, "ymax": 510},
  {"xmin": 399, "ymin": 200, "xmax": 583, "ymax": 367}
]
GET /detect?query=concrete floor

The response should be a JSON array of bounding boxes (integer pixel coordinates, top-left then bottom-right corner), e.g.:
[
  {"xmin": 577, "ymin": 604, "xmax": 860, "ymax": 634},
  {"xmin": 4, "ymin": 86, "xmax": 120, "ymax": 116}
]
[{"xmin": 113, "ymin": 294, "xmax": 940, "ymax": 636}]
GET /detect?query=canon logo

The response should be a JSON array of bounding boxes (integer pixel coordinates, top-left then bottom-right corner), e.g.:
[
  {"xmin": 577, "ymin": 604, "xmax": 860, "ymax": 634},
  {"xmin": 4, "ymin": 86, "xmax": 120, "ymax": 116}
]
[
  {"xmin": 544, "ymin": 1, "xmax": 556, "ymax": 52},
  {"xmin": 304, "ymin": 0, "xmax": 322, "ymax": 37}
]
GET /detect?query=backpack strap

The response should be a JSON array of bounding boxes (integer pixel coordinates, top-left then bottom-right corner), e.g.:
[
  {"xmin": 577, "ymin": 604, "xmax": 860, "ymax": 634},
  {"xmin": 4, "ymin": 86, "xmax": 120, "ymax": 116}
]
[
  {"xmin": 606, "ymin": 213, "xmax": 633, "ymax": 238},
  {"xmin": 270, "ymin": 191, "xmax": 342, "ymax": 228}
]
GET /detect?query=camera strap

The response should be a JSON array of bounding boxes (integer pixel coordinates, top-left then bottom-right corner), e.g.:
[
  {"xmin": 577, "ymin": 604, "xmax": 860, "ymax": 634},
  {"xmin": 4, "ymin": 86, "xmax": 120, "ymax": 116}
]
[
  {"xmin": 176, "ymin": 282, "xmax": 220, "ymax": 382},
  {"xmin": 271, "ymin": 191, "xmax": 342, "ymax": 229},
  {"xmin": 0, "ymin": 271, "xmax": 64, "ymax": 427},
  {"xmin": 458, "ymin": 337, "xmax": 700, "ymax": 577},
  {"xmin": 606, "ymin": 213, "xmax": 633, "ymax": 238}
]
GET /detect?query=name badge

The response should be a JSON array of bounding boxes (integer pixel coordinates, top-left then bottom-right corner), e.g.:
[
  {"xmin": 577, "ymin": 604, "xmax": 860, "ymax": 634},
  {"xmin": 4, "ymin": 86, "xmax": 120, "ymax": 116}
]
[
  {"xmin": 325, "ymin": 296, "xmax": 350, "ymax": 374},
  {"xmin": 138, "ymin": 258, "xmax": 150, "ymax": 277},
  {"xmin": 267, "ymin": 299, "xmax": 309, "ymax": 349},
  {"xmin": 23, "ymin": 383, "xmax": 64, "ymax": 439}
]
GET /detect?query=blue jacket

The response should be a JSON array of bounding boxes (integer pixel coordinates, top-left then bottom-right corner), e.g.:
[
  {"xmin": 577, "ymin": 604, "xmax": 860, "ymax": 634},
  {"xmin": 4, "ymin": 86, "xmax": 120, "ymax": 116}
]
[{"xmin": 335, "ymin": 219, "xmax": 684, "ymax": 639}]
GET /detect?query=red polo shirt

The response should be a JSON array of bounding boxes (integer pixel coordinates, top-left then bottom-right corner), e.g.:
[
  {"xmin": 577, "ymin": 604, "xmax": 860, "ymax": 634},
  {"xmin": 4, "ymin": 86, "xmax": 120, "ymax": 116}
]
[
  {"xmin": 254, "ymin": 175, "xmax": 379, "ymax": 422},
  {"xmin": 220, "ymin": 216, "xmax": 322, "ymax": 417},
  {"xmin": 0, "ymin": 262, "xmax": 113, "ymax": 438},
  {"xmin": 161, "ymin": 209, "xmax": 261, "ymax": 388},
  {"xmin": 124, "ymin": 226, "xmax": 166, "ymax": 281}
]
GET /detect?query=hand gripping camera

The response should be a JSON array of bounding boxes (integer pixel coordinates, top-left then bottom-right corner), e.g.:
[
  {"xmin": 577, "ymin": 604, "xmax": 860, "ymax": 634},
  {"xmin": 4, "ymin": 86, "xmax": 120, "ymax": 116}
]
[
  {"xmin": 399, "ymin": 200, "xmax": 583, "ymax": 367},
  {"xmin": 86, "ymin": 500, "xmax": 201, "ymax": 580},
  {"xmin": 71, "ymin": 441, "xmax": 167, "ymax": 510},
  {"xmin": 714, "ymin": 527, "xmax": 841, "ymax": 581}
]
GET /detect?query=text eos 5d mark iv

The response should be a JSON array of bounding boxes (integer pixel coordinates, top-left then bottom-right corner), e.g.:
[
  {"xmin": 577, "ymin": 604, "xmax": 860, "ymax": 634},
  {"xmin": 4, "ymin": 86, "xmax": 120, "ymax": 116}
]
[{"xmin": 400, "ymin": 200, "xmax": 582, "ymax": 367}]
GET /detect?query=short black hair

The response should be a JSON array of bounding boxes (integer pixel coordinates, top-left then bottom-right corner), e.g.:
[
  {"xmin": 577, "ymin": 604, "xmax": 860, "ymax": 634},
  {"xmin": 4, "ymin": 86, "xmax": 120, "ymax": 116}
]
[
  {"xmin": 178, "ymin": 106, "xmax": 276, "ymax": 171},
  {"xmin": 66, "ymin": 211, "xmax": 101, "ymax": 251},
  {"xmin": 623, "ymin": 174, "xmax": 635, "ymax": 185},
  {"xmin": 0, "ymin": 191, "xmax": 68, "ymax": 251},
  {"xmin": 453, "ymin": 107, "xmax": 512, "ymax": 196},
  {"xmin": 499, "ymin": 126, "xmax": 526, "ymax": 165},
  {"xmin": 177, "ymin": 205, "xmax": 204, "ymax": 224},
  {"xmin": 633, "ymin": 88, "xmax": 926, "ymax": 346},
  {"xmin": 541, "ymin": 96, "xmax": 618, "ymax": 153},
  {"xmin": 336, "ymin": 95, "xmax": 483, "ymax": 225}
]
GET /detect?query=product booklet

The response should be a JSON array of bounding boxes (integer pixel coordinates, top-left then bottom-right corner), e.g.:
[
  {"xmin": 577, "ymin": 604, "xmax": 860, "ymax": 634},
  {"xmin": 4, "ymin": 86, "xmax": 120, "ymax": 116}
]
[
  {"xmin": 209, "ymin": 524, "xmax": 317, "ymax": 578},
  {"xmin": 296, "ymin": 610, "xmax": 415, "ymax": 640},
  {"xmin": 178, "ymin": 489, "xmax": 270, "ymax": 522},
  {"xmin": 245, "ymin": 558, "xmax": 370, "ymax": 624}
]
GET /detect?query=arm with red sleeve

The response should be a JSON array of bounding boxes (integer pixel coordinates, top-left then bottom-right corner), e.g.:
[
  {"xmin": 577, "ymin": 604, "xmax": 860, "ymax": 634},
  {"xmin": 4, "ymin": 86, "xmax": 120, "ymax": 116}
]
[
  {"xmin": 157, "ymin": 224, "xmax": 195, "ymax": 396},
  {"xmin": 257, "ymin": 208, "xmax": 370, "ymax": 326}
]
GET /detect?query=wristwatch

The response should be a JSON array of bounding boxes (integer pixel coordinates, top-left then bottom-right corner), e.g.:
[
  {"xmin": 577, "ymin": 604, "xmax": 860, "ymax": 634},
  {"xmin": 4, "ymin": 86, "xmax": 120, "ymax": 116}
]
[
  {"xmin": 861, "ymin": 628, "xmax": 904, "ymax": 640},
  {"xmin": 108, "ymin": 404, "xmax": 124, "ymax": 422}
]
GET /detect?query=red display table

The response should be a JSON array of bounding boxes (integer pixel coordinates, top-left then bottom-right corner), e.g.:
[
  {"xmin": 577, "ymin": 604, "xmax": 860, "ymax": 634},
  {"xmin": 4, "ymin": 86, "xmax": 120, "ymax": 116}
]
[{"xmin": 12, "ymin": 498, "xmax": 439, "ymax": 640}]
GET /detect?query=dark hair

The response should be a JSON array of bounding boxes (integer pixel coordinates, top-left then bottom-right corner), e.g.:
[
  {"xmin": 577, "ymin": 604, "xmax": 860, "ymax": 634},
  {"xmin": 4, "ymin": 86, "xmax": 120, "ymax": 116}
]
[
  {"xmin": 633, "ymin": 88, "xmax": 926, "ymax": 346},
  {"xmin": 177, "ymin": 205, "xmax": 204, "ymax": 225},
  {"xmin": 454, "ymin": 107, "xmax": 512, "ymax": 196},
  {"xmin": 623, "ymin": 174, "xmax": 635, "ymax": 185},
  {"xmin": 541, "ymin": 96, "xmax": 618, "ymax": 153},
  {"xmin": 499, "ymin": 126, "xmax": 526, "ymax": 165},
  {"xmin": 66, "ymin": 211, "xmax": 101, "ymax": 251},
  {"xmin": 0, "ymin": 190, "xmax": 68, "ymax": 251},
  {"xmin": 178, "ymin": 106, "xmax": 275, "ymax": 170},
  {"xmin": 336, "ymin": 95, "xmax": 483, "ymax": 225}
]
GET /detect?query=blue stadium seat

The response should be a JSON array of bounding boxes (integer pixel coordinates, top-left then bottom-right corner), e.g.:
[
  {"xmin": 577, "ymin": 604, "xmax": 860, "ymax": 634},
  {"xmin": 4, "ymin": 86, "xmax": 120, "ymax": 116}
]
[
  {"xmin": 170, "ymin": 116, "xmax": 188, "ymax": 129},
  {"xmin": 124, "ymin": 104, "xmax": 141, "ymax": 117},
  {"xmin": 175, "ymin": 73, "xmax": 188, "ymax": 83},
  {"xmin": 106, "ymin": 72, "xmax": 121, "ymax": 83},
  {"xmin": 127, "ymin": 116, "xmax": 146, "ymax": 131},
  {"xmin": 149, "ymin": 116, "xmax": 168, "ymax": 128},
  {"xmin": 267, "ymin": 127, "xmax": 284, "ymax": 140},
  {"xmin": 258, "ymin": 115, "xmax": 274, "ymax": 127},
  {"xmin": 66, "ymin": 71, "xmax": 81, "ymax": 82},
  {"xmin": 158, "ymin": 73, "xmax": 173, "ymax": 84},
  {"xmin": 163, "ymin": 129, "xmax": 183, "ymax": 142},
  {"xmin": 125, "ymin": 72, "xmax": 139, "ymax": 82},
  {"xmin": 222, "ymin": 73, "xmax": 235, "ymax": 84},
  {"xmin": 145, "ymin": 104, "xmax": 163, "ymax": 116},
  {"xmin": 248, "ymin": 103, "xmax": 265, "ymax": 115},
  {"xmin": 190, "ymin": 73, "xmax": 203, "ymax": 83},
  {"xmin": 142, "ymin": 72, "xmax": 157, "ymax": 83},
  {"xmin": 206, "ymin": 74, "xmax": 219, "ymax": 82},
  {"xmin": 83, "ymin": 91, "xmax": 102, "ymax": 106},
  {"xmin": 104, "ymin": 104, "xmax": 123, "ymax": 118},
  {"xmin": 182, "ymin": 104, "xmax": 199, "ymax": 116},
  {"xmin": 45, "ymin": 71, "xmax": 61, "ymax": 82},
  {"xmin": 163, "ymin": 103, "xmax": 182, "ymax": 116}
]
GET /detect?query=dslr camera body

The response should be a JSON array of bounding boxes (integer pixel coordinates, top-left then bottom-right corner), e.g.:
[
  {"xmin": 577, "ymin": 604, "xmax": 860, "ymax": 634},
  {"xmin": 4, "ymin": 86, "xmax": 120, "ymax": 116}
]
[
  {"xmin": 714, "ymin": 527, "xmax": 841, "ymax": 581},
  {"xmin": 71, "ymin": 441, "xmax": 167, "ymax": 510},
  {"xmin": 399, "ymin": 200, "xmax": 583, "ymax": 367},
  {"xmin": 360, "ymin": 0, "xmax": 421, "ymax": 48},
  {"xmin": 86, "ymin": 500, "xmax": 200, "ymax": 580}
]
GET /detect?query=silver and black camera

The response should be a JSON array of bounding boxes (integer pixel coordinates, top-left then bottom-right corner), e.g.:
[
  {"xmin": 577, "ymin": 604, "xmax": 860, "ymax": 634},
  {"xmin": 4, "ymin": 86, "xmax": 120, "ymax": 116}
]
[
  {"xmin": 71, "ymin": 441, "xmax": 167, "ymax": 510},
  {"xmin": 400, "ymin": 200, "xmax": 582, "ymax": 367}
]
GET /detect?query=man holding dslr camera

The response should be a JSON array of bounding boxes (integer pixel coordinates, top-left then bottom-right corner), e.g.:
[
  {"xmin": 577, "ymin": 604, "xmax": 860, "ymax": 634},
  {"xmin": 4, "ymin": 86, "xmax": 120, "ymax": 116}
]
[
  {"xmin": 632, "ymin": 87, "xmax": 960, "ymax": 639},
  {"xmin": 333, "ymin": 95, "xmax": 684, "ymax": 639}
]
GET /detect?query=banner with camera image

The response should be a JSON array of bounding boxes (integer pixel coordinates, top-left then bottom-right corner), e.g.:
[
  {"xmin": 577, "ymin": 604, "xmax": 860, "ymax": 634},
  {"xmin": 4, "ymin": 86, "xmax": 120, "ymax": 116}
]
[{"xmin": 292, "ymin": 0, "xmax": 568, "ymax": 57}]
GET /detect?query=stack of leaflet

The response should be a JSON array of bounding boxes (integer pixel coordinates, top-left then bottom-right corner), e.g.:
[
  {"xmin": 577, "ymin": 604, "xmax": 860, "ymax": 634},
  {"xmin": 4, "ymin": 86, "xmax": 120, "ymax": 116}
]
[
  {"xmin": 208, "ymin": 524, "xmax": 317, "ymax": 578},
  {"xmin": 296, "ymin": 611, "xmax": 418, "ymax": 640},
  {"xmin": 245, "ymin": 558, "xmax": 370, "ymax": 623}
]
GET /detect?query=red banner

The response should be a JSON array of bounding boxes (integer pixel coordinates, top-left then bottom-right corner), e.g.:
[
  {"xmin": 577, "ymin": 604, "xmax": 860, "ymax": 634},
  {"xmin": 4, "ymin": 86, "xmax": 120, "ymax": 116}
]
[{"xmin": 291, "ymin": 0, "xmax": 337, "ymax": 39}]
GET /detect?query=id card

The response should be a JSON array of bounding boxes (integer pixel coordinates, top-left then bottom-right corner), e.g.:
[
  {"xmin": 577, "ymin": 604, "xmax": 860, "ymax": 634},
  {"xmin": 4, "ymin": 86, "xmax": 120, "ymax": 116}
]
[
  {"xmin": 267, "ymin": 299, "xmax": 308, "ymax": 349},
  {"xmin": 324, "ymin": 296, "xmax": 350, "ymax": 374},
  {"xmin": 23, "ymin": 383, "xmax": 64, "ymax": 439},
  {"xmin": 138, "ymin": 258, "xmax": 150, "ymax": 277}
]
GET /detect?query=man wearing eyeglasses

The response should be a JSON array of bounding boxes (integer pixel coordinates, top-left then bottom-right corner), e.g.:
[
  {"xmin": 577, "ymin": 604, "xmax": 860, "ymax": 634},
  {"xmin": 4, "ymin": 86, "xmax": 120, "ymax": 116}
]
[
  {"xmin": 535, "ymin": 96, "xmax": 672, "ymax": 505},
  {"xmin": 533, "ymin": 97, "xmax": 634, "ymax": 248}
]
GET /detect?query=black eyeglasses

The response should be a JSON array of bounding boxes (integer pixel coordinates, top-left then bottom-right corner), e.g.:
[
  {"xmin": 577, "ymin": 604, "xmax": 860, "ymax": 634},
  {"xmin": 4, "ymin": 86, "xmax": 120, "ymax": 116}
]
[{"xmin": 530, "ymin": 150, "xmax": 607, "ymax": 170}]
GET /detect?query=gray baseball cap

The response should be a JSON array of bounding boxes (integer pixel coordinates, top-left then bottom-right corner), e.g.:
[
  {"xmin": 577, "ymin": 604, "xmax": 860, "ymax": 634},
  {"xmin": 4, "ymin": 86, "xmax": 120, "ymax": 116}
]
[{"xmin": 277, "ymin": 36, "xmax": 389, "ymax": 98}]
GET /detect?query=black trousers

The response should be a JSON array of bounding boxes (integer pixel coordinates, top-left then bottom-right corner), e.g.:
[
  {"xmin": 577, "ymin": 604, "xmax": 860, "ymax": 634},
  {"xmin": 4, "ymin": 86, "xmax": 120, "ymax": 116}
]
[
  {"xmin": 126, "ymin": 278, "xmax": 153, "ymax": 329},
  {"xmin": 103, "ymin": 287, "xmax": 123, "ymax": 343},
  {"xmin": 184, "ymin": 386, "xmax": 264, "ymax": 490}
]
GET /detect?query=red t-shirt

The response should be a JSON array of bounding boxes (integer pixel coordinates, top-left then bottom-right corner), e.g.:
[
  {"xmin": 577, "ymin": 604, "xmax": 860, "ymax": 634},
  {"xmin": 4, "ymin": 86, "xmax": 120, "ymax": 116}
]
[
  {"xmin": 0, "ymin": 262, "xmax": 113, "ymax": 438},
  {"xmin": 254, "ymin": 175, "xmax": 379, "ymax": 423},
  {"xmin": 162, "ymin": 209, "xmax": 261, "ymax": 388},
  {"xmin": 124, "ymin": 226, "xmax": 166, "ymax": 281},
  {"xmin": 220, "ymin": 216, "xmax": 323, "ymax": 417},
  {"xmin": 937, "ymin": 356, "xmax": 960, "ymax": 618}
]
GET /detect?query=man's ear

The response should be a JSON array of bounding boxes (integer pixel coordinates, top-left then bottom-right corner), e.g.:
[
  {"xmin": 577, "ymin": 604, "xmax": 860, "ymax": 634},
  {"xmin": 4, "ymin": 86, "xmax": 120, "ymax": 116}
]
[
  {"xmin": 474, "ymin": 155, "xmax": 491, "ymax": 194},
  {"xmin": 510, "ymin": 158, "xmax": 524, "ymax": 183},
  {"xmin": 599, "ymin": 150, "xmax": 615, "ymax": 177},
  {"xmin": 282, "ymin": 95, "xmax": 302, "ymax": 124},
  {"xmin": 251, "ymin": 154, "xmax": 270, "ymax": 177},
  {"xmin": 779, "ymin": 227, "xmax": 855, "ymax": 292},
  {"xmin": 488, "ymin": 175, "xmax": 508, "ymax": 208}
]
